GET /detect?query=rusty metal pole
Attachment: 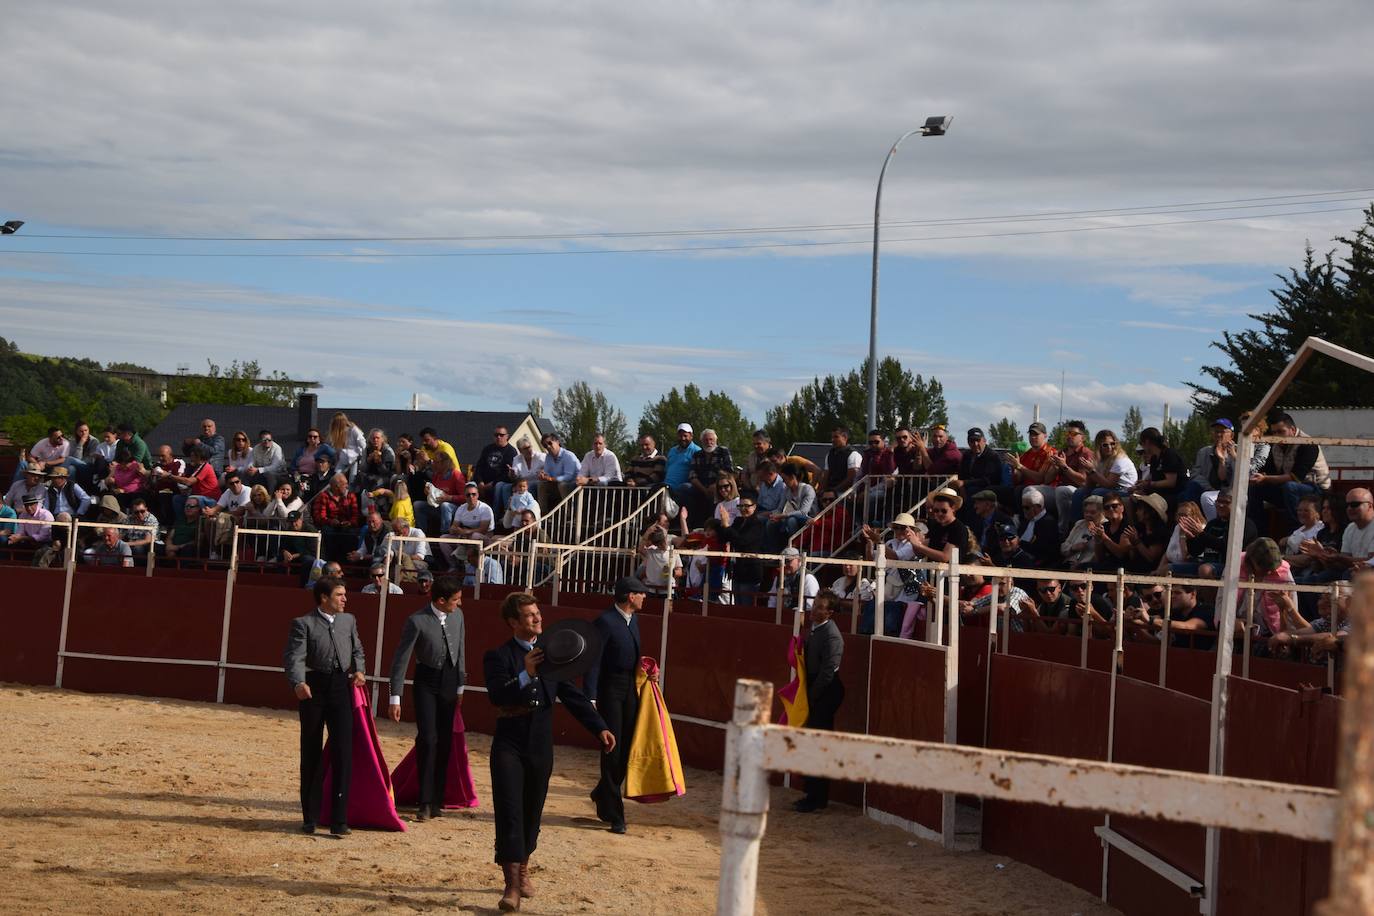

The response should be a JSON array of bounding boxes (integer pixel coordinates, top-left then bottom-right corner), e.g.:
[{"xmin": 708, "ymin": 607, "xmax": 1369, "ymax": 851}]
[{"xmin": 1317, "ymin": 573, "xmax": 1374, "ymax": 915}]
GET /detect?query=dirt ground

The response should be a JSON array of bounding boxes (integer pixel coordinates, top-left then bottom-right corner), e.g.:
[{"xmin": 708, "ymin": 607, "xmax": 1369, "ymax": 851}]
[{"xmin": 0, "ymin": 685, "xmax": 1116, "ymax": 915}]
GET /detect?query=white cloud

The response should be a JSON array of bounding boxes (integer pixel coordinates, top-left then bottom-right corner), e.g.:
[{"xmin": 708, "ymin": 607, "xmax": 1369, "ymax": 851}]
[{"xmin": 0, "ymin": 1, "xmax": 1369, "ymax": 267}]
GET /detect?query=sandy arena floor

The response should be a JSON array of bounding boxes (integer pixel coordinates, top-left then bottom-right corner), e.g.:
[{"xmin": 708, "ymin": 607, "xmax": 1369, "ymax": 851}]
[{"xmin": 0, "ymin": 685, "xmax": 1116, "ymax": 915}]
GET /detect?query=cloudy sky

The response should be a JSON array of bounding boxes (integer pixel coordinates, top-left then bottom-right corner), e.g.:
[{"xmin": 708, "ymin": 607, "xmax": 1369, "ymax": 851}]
[{"xmin": 1, "ymin": 1, "xmax": 1371, "ymax": 435}]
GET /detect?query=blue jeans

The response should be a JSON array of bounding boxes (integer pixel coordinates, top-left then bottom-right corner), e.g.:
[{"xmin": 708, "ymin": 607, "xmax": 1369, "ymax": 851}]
[
  {"xmin": 493, "ymin": 481, "xmax": 513, "ymax": 519},
  {"xmin": 765, "ymin": 515, "xmax": 806, "ymax": 551},
  {"xmin": 858, "ymin": 599, "xmax": 905, "ymax": 637},
  {"xmin": 1178, "ymin": 478, "xmax": 1209, "ymax": 508}
]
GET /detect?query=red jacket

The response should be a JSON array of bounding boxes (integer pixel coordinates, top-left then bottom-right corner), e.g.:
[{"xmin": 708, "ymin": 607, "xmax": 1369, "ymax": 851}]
[{"xmin": 313, "ymin": 488, "xmax": 360, "ymax": 529}]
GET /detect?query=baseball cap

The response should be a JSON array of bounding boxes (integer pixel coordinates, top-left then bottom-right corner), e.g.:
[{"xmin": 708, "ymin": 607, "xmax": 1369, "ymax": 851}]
[
  {"xmin": 1211, "ymin": 418, "xmax": 1234, "ymax": 430},
  {"xmin": 1028, "ymin": 422, "xmax": 1047, "ymax": 435},
  {"xmin": 417, "ymin": 569, "xmax": 435, "ymax": 582},
  {"xmin": 967, "ymin": 427, "xmax": 985, "ymax": 440},
  {"xmin": 677, "ymin": 423, "xmax": 693, "ymax": 434},
  {"xmin": 997, "ymin": 523, "xmax": 1018, "ymax": 539},
  {"xmin": 780, "ymin": 546, "xmax": 801, "ymax": 558}
]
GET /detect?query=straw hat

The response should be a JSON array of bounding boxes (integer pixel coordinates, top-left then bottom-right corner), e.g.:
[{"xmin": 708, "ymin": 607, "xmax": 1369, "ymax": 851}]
[{"xmin": 930, "ymin": 487, "xmax": 963, "ymax": 511}]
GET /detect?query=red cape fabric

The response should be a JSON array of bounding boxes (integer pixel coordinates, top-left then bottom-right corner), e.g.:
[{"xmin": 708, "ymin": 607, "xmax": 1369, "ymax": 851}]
[
  {"xmin": 320, "ymin": 686, "xmax": 408, "ymax": 831},
  {"xmin": 390, "ymin": 704, "xmax": 481, "ymax": 809}
]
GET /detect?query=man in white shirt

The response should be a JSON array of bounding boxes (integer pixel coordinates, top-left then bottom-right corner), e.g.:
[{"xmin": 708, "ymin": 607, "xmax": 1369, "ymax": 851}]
[
  {"xmin": 385, "ymin": 517, "xmax": 431, "ymax": 578},
  {"xmin": 440, "ymin": 483, "xmax": 495, "ymax": 568},
  {"xmin": 495, "ymin": 437, "xmax": 546, "ymax": 519},
  {"xmin": 361, "ymin": 563, "xmax": 404, "ymax": 594},
  {"xmin": 463, "ymin": 545, "xmax": 505, "ymax": 587},
  {"xmin": 28, "ymin": 427, "xmax": 71, "ymax": 472},
  {"xmin": 208, "ymin": 473, "xmax": 252, "ymax": 521},
  {"xmin": 1295, "ymin": 488, "xmax": 1374, "ymax": 615},
  {"xmin": 246, "ymin": 429, "xmax": 286, "ymax": 487},
  {"xmin": 576, "ymin": 434, "xmax": 623, "ymax": 487},
  {"xmin": 768, "ymin": 547, "xmax": 820, "ymax": 610}
]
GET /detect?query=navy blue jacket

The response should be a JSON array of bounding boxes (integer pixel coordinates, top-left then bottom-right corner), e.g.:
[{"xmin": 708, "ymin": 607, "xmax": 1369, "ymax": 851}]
[
  {"xmin": 584, "ymin": 606, "xmax": 641, "ymax": 702},
  {"xmin": 483, "ymin": 638, "xmax": 606, "ymax": 748}
]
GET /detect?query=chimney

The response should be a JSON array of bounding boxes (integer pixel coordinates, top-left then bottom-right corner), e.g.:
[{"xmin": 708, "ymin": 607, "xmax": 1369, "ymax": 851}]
[{"xmin": 298, "ymin": 393, "xmax": 318, "ymax": 440}]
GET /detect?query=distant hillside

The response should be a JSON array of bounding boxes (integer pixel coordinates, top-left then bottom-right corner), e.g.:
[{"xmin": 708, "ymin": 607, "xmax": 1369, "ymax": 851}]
[{"xmin": 0, "ymin": 338, "xmax": 165, "ymax": 449}]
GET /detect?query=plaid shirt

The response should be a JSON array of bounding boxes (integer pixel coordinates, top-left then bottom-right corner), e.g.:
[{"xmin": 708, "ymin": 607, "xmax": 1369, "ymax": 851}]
[{"xmin": 312, "ymin": 488, "xmax": 360, "ymax": 529}]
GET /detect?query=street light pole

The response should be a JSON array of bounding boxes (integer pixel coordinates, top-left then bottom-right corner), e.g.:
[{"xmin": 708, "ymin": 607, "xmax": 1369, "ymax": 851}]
[{"xmin": 866, "ymin": 117, "xmax": 951, "ymax": 434}]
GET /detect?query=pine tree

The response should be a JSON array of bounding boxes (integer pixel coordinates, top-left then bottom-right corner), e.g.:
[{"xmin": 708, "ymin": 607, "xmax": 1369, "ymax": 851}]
[{"xmin": 1189, "ymin": 205, "xmax": 1374, "ymax": 416}]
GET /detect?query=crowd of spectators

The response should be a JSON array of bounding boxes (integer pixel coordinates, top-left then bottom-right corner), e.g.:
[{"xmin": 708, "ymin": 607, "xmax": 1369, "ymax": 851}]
[{"xmin": 3, "ymin": 407, "xmax": 1367, "ymax": 661}]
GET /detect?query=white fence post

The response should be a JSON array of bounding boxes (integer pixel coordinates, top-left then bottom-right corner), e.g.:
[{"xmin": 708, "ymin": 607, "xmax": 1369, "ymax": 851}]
[
  {"xmin": 717, "ymin": 679, "xmax": 774, "ymax": 916},
  {"xmin": 214, "ymin": 529, "xmax": 241, "ymax": 703},
  {"xmin": 941, "ymin": 547, "xmax": 960, "ymax": 849}
]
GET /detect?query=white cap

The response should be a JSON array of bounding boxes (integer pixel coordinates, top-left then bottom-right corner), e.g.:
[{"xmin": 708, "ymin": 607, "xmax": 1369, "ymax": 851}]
[{"xmin": 677, "ymin": 423, "xmax": 693, "ymax": 434}]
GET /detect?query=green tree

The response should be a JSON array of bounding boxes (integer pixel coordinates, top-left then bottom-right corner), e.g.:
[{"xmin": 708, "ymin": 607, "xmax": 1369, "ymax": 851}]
[
  {"xmin": 166, "ymin": 360, "xmax": 307, "ymax": 409},
  {"xmin": 987, "ymin": 417, "xmax": 1021, "ymax": 450},
  {"xmin": 0, "ymin": 344, "xmax": 163, "ymax": 446},
  {"xmin": 1164, "ymin": 410, "xmax": 1211, "ymax": 461},
  {"xmin": 639, "ymin": 384, "xmax": 755, "ymax": 459},
  {"xmin": 1190, "ymin": 205, "xmax": 1374, "ymax": 416},
  {"xmin": 763, "ymin": 356, "xmax": 947, "ymax": 450},
  {"xmin": 1121, "ymin": 405, "xmax": 1144, "ymax": 444},
  {"xmin": 1045, "ymin": 418, "xmax": 1090, "ymax": 451},
  {"xmin": 550, "ymin": 381, "xmax": 630, "ymax": 456}
]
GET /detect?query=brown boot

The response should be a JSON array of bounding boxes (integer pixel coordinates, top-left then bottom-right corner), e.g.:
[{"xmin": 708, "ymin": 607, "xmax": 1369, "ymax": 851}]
[
  {"xmin": 498, "ymin": 862, "xmax": 521, "ymax": 912},
  {"xmin": 519, "ymin": 859, "xmax": 535, "ymax": 898}
]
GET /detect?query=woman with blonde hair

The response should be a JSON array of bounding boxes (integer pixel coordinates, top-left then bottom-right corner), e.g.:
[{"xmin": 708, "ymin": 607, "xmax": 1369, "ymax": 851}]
[
  {"xmin": 328, "ymin": 412, "xmax": 367, "ymax": 478},
  {"xmin": 1161, "ymin": 499, "xmax": 1206, "ymax": 575},
  {"xmin": 1070, "ymin": 429, "xmax": 1138, "ymax": 521}
]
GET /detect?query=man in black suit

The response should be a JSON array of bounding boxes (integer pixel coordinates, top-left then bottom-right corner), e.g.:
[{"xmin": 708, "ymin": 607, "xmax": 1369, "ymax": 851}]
[
  {"xmin": 796, "ymin": 591, "xmax": 845, "ymax": 813},
  {"xmin": 484, "ymin": 593, "xmax": 614, "ymax": 912},
  {"xmin": 283, "ymin": 575, "xmax": 367, "ymax": 837},
  {"xmin": 387, "ymin": 575, "xmax": 466, "ymax": 822},
  {"xmin": 585, "ymin": 576, "xmax": 658, "ymax": 834}
]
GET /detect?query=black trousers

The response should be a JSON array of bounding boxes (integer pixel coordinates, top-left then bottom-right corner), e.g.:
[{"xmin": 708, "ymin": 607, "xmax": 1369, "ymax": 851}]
[
  {"xmin": 803, "ymin": 678, "xmax": 845, "ymax": 804},
  {"xmin": 490, "ymin": 721, "xmax": 552, "ymax": 864},
  {"xmin": 299, "ymin": 670, "xmax": 353, "ymax": 827},
  {"xmin": 412, "ymin": 663, "xmax": 458, "ymax": 808},
  {"xmin": 591, "ymin": 671, "xmax": 639, "ymax": 824}
]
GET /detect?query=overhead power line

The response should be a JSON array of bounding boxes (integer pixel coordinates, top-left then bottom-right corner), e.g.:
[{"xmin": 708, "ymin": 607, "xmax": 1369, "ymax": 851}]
[
  {"xmin": 11, "ymin": 188, "xmax": 1374, "ymax": 243},
  {"xmin": 0, "ymin": 205, "xmax": 1363, "ymax": 259}
]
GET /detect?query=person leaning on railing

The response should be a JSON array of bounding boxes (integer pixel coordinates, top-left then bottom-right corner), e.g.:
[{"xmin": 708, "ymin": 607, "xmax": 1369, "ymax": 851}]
[{"xmin": 716, "ymin": 495, "xmax": 768, "ymax": 603}]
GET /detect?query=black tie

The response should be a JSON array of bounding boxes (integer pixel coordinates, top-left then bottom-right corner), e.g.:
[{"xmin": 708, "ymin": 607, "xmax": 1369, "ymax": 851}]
[{"xmin": 440, "ymin": 619, "xmax": 453, "ymax": 666}]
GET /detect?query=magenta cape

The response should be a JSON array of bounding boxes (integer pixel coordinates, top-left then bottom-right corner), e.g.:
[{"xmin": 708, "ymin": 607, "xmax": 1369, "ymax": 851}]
[
  {"xmin": 320, "ymin": 685, "xmax": 408, "ymax": 831},
  {"xmin": 390, "ymin": 703, "xmax": 481, "ymax": 810}
]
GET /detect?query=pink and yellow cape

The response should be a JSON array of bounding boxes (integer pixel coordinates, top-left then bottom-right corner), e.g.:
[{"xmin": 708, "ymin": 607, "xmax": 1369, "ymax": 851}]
[
  {"xmin": 625, "ymin": 658, "xmax": 687, "ymax": 804},
  {"xmin": 777, "ymin": 634, "xmax": 809, "ymax": 727}
]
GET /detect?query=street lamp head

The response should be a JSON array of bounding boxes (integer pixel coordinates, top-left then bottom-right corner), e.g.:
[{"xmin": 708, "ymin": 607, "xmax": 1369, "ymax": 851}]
[
  {"xmin": 0, "ymin": 220, "xmax": 23, "ymax": 235},
  {"xmin": 921, "ymin": 116, "xmax": 952, "ymax": 137}
]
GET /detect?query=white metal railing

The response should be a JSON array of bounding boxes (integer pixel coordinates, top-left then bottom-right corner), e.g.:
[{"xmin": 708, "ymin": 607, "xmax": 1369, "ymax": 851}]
[
  {"xmin": 714, "ymin": 678, "xmax": 1341, "ymax": 916},
  {"xmin": 543, "ymin": 487, "xmax": 669, "ymax": 593},
  {"xmin": 788, "ymin": 474, "xmax": 953, "ymax": 558}
]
